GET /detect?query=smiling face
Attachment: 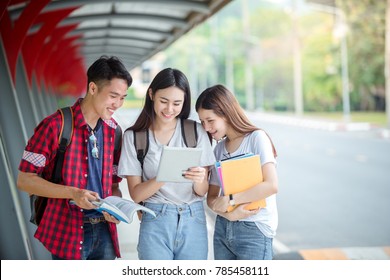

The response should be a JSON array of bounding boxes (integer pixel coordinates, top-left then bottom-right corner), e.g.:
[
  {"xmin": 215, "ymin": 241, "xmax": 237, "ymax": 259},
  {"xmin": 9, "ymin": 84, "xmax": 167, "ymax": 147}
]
[
  {"xmin": 90, "ymin": 78, "xmax": 128, "ymax": 120},
  {"xmin": 150, "ymin": 86, "xmax": 185, "ymax": 125},
  {"xmin": 197, "ymin": 108, "xmax": 228, "ymax": 141}
]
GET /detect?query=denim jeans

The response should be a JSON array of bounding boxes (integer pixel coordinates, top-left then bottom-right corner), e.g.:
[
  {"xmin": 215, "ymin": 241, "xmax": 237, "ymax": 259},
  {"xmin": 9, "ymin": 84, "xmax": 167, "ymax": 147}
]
[
  {"xmin": 138, "ymin": 201, "xmax": 208, "ymax": 260},
  {"xmin": 213, "ymin": 215, "xmax": 273, "ymax": 260},
  {"xmin": 52, "ymin": 222, "xmax": 116, "ymax": 260}
]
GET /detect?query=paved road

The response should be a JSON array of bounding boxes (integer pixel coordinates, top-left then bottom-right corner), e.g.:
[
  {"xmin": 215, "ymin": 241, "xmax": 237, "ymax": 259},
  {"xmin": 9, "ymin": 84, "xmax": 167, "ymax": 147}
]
[
  {"xmin": 114, "ymin": 109, "xmax": 390, "ymax": 260},
  {"xmin": 247, "ymin": 112, "xmax": 390, "ymax": 259}
]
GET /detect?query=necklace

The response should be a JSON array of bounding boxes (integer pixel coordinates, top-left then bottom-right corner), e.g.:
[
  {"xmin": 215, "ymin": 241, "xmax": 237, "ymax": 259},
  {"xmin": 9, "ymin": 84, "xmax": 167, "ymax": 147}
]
[
  {"xmin": 225, "ymin": 134, "xmax": 244, "ymax": 154},
  {"xmin": 89, "ymin": 130, "xmax": 99, "ymax": 159}
]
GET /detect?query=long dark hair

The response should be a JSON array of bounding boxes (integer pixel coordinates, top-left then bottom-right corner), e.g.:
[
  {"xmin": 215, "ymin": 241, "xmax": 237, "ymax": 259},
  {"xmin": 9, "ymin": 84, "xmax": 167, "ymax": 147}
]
[
  {"xmin": 196, "ymin": 84, "xmax": 277, "ymax": 157},
  {"xmin": 129, "ymin": 68, "xmax": 191, "ymax": 132}
]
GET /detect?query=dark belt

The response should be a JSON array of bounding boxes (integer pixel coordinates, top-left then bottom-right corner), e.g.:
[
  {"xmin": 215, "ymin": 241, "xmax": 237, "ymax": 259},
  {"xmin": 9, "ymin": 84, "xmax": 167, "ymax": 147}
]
[{"xmin": 83, "ymin": 216, "xmax": 106, "ymax": 224}]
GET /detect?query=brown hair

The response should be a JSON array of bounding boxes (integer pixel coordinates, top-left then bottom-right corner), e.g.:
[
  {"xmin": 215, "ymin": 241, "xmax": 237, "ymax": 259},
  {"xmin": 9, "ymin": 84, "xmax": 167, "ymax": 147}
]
[{"xmin": 196, "ymin": 84, "xmax": 277, "ymax": 157}]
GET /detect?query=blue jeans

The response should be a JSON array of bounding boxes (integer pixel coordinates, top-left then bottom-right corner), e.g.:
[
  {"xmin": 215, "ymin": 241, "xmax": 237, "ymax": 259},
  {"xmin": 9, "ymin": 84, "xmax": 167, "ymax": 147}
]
[
  {"xmin": 214, "ymin": 215, "xmax": 273, "ymax": 260},
  {"xmin": 138, "ymin": 201, "xmax": 208, "ymax": 260},
  {"xmin": 52, "ymin": 222, "xmax": 116, "ymax": 260}
]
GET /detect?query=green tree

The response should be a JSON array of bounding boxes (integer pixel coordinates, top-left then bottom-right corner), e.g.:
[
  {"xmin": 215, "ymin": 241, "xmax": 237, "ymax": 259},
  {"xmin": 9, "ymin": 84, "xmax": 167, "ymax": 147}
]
[
  {"xmin": 161, "ymin": 0, "xmax": 385, "ymax": 113},
  {"xmin": 300, "ymin": 11, "xmax": 341, "ymax": 111},
  {"xmin": 336, "ymin": 0, "xmax": 386, "ymax": 111}
]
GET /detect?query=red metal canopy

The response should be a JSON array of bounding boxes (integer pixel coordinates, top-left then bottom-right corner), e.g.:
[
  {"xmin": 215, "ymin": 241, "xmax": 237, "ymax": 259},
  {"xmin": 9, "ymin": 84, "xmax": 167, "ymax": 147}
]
[{"xmin": 1, "ymin": 0, "xmax": 231, "ymax": 96}]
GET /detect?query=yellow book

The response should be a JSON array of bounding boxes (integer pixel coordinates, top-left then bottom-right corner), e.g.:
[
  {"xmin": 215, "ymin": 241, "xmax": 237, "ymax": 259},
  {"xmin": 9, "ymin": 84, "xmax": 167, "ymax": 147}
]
[{"xmin": 217, "ymin": 154, "xmax": 266, "ymax": 212}]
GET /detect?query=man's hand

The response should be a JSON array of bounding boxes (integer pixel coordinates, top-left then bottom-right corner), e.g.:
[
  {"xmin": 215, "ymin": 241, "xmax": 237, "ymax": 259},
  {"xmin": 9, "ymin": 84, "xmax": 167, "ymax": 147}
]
[
  {"xmin": 102, "ymin": 211, "xmax": 120, "ymax": 224},
  {"xmin": 71, "ymin": 189, "xmax": 100, "ymax": 209}
]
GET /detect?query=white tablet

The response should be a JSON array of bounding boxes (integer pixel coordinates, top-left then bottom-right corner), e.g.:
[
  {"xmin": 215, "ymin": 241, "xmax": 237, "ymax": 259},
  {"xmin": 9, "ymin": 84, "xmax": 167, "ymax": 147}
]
[{"xmin": 156, "ymin": 146, "xmax": 202, "ymax": 183}]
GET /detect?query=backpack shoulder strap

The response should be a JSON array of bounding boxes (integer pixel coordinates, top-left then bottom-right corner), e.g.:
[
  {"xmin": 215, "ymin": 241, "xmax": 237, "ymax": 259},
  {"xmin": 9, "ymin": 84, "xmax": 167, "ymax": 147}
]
[
  {"xmin": 181, "ymin": 119, "xmax": 198, "ymax": 148},
  {"xmin": 52, "ymin": 107, "xmax": 73, "ymax": 183},
  {"xmin": 58, "ymin": 107, "xmax": 73, "ymax": 147},
  {"xmin": 133, "ymin": 129, "xmax": 149, "ymax": 169},
  {"xmin": 114, "ymin": 125, "xmax": 122, "ymax": 153},
  {"xmin": 133, "ymin": 120, "xmax": 196, "ymax": 169}
]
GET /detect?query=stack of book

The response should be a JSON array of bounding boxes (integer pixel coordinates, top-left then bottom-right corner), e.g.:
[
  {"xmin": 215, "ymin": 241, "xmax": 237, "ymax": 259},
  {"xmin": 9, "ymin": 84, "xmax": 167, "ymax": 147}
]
[{"xmin": 215, "ymin": 153, "xmax": 266, "ymax": 212}]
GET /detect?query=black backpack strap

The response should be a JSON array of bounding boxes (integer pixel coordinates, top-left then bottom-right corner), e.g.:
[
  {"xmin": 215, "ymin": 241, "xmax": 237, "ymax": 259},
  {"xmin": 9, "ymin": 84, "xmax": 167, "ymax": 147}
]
[
  {"xmin": 134, "ymin": 129, "xmax": 149, "ymax": 168},
  {"xmin": 52, "ymin": 107, "xmax": 73, "ymax": 183},
  {"xmin": 133, "ymin": 120, "xmax": 196, "ymax": 169},
  {"xmin": 30, "ymin": 107, "xmax": 73, "ymax": 225},
  {"xmin": 181, "ymin": 119, "xmax": 198, "ymax": 148},
  {"xmin": 114, "ymin": 125, "xmax": 122, "ymax": 153}
]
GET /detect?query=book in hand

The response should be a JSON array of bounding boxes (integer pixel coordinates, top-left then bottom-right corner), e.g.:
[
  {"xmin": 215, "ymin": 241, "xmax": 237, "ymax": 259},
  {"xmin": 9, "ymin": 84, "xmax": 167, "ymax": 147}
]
[
  {"xmin": 215, "ymin": 153, "xmax": 266, "ymax": 212},
  {"xmin": 71, "ymin": 196, "xmax": 156, "ymax": 224}
]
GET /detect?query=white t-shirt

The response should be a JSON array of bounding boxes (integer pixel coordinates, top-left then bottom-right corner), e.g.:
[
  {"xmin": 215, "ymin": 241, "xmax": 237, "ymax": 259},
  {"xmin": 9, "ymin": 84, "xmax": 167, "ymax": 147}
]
[
  {"xmin": 118, "ymin": 118, "xmax": 216, "ymax": 205},
  {"xmin": 210, "ymin": 130, "xmax": 278, "ymax": 238}
]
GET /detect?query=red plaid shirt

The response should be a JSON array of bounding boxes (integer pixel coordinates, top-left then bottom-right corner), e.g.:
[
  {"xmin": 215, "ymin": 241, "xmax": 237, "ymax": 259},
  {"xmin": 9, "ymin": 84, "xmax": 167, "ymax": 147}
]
[{"xmin": 19, "ymin": 99, "xmax": 122, "ymax": 259}]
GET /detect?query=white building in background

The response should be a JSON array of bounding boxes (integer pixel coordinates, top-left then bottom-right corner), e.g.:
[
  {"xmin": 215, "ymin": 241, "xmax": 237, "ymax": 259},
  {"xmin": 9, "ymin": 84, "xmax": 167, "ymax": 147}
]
[{"xmin": 130, "ymin": 53, "xmax": 166, "ymax": 99}]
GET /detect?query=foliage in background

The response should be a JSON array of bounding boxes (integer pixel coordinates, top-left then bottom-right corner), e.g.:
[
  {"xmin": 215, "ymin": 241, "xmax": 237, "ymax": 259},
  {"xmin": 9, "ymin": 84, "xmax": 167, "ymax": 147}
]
[
  {"xmin": 301, "ymin": 12, "xmax": 341, "ymax": 112},
  {"xmin": 160, "ymin": 0, "xmax": 385, "ymax": 113},
  {"xmin": 336, "ymin": 0, "xmax": 386, "ymax": 111}
]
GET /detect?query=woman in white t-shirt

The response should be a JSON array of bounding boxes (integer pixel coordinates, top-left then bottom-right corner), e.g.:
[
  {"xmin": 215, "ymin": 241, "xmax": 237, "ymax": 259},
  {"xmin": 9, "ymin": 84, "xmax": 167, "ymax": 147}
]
[
  {"xmin": 118, "ymin": 68, "xmax": 215, "ymax": 260},
  {"xmin": 195, "ymin": 84, "xmax": 278, "ymax": 260}
]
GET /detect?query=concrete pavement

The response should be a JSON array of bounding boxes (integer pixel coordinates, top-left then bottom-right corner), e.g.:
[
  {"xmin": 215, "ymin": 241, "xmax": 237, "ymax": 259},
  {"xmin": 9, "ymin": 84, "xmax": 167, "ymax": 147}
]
[
  {"xmin": 274, "ymin": 246, "xmax": 390, "ymax": 260},
  {"xmin": 246, "ymin": 111, "xmax": 390, "ymax": 138}
]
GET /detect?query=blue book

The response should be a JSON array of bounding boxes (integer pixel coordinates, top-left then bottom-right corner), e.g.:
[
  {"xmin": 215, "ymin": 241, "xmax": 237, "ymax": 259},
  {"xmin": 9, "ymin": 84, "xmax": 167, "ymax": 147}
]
[{"xmin": 71, "ymin": 196, "xmax": 156, "ymax": 224}]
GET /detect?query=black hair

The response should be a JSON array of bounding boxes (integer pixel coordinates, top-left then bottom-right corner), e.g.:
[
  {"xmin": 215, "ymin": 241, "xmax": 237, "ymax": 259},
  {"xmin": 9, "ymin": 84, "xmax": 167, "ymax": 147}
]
[
  {"xmin": 130, "ymin": 68, "xmax": 191, "ymax": 131},
  {"xmin": 86, "ymin": 55, "xmax": 133, "ymax": 89}
]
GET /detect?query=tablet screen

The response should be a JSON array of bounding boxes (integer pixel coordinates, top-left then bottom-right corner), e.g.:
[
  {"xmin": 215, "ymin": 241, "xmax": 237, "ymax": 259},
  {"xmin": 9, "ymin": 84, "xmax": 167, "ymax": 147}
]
[{"xmin": 156, "ymin": 146, "xmax": 202, "ymax": 183}]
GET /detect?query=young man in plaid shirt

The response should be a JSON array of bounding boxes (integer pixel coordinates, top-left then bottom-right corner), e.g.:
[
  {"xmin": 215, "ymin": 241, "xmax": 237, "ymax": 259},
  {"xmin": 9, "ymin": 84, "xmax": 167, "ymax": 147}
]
[{"xmin": 17, "ymin": 56, "xmax": 133, "ymax": 260}]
